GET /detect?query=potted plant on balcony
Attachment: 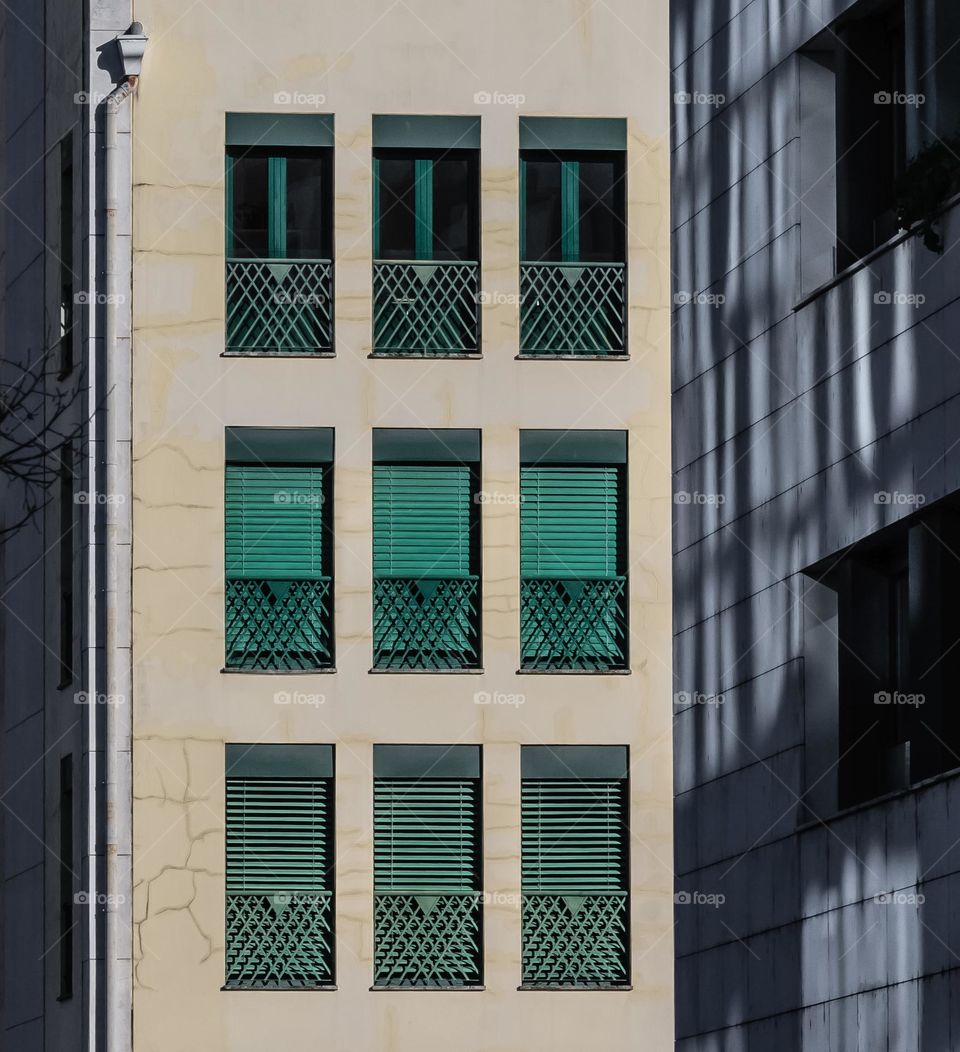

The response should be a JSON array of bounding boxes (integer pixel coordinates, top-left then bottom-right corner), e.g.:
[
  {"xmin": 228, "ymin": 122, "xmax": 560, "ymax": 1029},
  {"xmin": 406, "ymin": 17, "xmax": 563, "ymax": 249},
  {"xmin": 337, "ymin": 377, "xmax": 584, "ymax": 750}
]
[{"xmin": 896, "ymin": 134, "xmax": 960, "ymax": 254}]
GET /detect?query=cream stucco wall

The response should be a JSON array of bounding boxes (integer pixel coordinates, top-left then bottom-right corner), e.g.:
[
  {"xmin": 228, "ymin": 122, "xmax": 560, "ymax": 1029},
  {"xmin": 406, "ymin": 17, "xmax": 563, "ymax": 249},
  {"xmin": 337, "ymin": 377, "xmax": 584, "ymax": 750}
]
[{"xmin": 130, "ymin": 1, "xmax": 672, "ymax": 1049}]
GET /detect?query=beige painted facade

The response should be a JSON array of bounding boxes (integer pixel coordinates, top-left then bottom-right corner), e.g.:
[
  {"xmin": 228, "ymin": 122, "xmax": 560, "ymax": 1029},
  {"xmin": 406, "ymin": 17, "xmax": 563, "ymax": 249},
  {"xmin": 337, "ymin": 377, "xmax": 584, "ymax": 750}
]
[{"xmin": 129, "ymin": 2, "xmax": 672, "ymax": 1049}]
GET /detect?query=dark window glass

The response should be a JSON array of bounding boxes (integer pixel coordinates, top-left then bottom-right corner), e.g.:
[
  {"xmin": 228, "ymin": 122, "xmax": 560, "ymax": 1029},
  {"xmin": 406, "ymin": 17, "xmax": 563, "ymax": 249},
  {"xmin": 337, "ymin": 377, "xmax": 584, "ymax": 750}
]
[
  {"xmin": 523, "ymin": 159, "xmax": 562, "ymax": 262},
  {"xmin": 377, "ymin": 157, "xmax": 416, "ymax": 259},
  {"xmin": 230, "ymin": 154, "xmax": 269, "ymax": 258},
  {"xmin": 433, "ymin": 157, "xmax": 474, "ymax": 260},
  {"xmin": 286, "ymin": 154, "xmax": 330, "ymax": 258},
  {"xmin": 579, "ymin": 157, "xmax": 624, "ymax": 263},
  {"xmin": 58, "ymin": 754, "xmax": 74, "ymax": 999}
]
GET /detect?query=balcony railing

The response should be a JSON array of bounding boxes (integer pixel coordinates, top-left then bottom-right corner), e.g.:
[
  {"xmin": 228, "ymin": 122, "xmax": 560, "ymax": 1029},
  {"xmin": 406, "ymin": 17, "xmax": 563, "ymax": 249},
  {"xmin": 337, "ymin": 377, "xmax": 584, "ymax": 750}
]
[
  {"xmin": 225, "ymin": 891, "xmax": 334, "ymax": 989},
  {"xmin": 374, "ymin": 891, "xmax": 481, "ymax": 987},
  {"xmin": 520, "ymin": 576, "xmax": 628, "ymax": 671},
  {"xmin": 520, "ymin": 262, "xmax": 626, "ymax": 356},
  {"xmin": 225, "ymin": 577, "xmax": 333, "ymax": 671},
  {"xmin": 226, "ymin": 258, "xmax": 333, "ymax": 354},
  {"xmin": 372, "ymin": 575, "xmax": 480, "ymax": 670},
  {"xmin": 373, "ymin": 260, "xmax": 479, "ymax": 355},
  {"xmin": 521, "ymin": 891, "xmax": 628, "ymax": 987}
]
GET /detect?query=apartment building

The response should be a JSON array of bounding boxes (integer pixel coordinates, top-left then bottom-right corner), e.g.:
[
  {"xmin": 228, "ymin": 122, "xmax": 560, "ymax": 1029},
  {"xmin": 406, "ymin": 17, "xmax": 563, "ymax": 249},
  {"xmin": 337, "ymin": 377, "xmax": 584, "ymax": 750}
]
[
  {"xmin": 672, "ymin": 0, "xmax": 960, "ymax": 1046},
  {"xmin": 0, "ymin": 2, "xmax": 672, "ymax": 1051}
]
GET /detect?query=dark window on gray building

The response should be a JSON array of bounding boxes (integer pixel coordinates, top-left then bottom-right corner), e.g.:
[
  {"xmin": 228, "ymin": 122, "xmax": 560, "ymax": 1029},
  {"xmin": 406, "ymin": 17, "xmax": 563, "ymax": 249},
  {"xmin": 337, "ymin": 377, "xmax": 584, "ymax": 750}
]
[
  {"xmin": 804, "ymin": 504, "xmax": 960, "ymax": 814},
  {"xmin": 58, "ymin": 442, "xmax": 75, "ymax": 687}
]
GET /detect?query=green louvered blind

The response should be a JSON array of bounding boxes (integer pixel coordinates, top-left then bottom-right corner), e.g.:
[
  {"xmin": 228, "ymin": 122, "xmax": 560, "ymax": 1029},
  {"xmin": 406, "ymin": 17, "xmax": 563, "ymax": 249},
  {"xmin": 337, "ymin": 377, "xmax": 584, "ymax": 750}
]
[
  {"xmin": 226, "ymin": 464, "xmax": 326, "ymax": 579},
  {"xmin": 520, "ymin": 466, "xmax": 621, "ymax": 578},
  {"xmin": 521, "ymin": 779, "xmax": 627, "ymax": 892},
  {"xmin": 227, "ymin": 777, "xmax": 331, "ymax": 894},
  {"xmin": 373, "ymin": 464, "xmax": 472, "ymax": 577},
  {"xmin": 374, "ymin": 778, "xmax": 479, "ymax": 892},
  {"xmin": 225, "ymin": 774, "xmax": 334, "ymax": 988}
]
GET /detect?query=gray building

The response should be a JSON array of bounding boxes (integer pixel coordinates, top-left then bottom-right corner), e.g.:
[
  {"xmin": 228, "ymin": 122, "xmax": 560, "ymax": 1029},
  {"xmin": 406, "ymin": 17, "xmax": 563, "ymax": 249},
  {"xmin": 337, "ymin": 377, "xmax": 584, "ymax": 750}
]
[
  {"xmin": 0, "ymin": 3, "xmax": 141, "ymax": 1049},
  {"xmin": 672, "ymin": 0, "xmax": 960, "ymax": 1046}
]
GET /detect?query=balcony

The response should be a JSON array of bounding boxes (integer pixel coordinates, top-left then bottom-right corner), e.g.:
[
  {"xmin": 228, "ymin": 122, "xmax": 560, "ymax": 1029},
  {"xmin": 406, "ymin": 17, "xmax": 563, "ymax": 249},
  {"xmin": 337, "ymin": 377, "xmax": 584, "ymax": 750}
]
[
  {"xmin": 520, "ymin": 576, "xmax": 628, "ymax": 671},
  {"xmin": 372, "ymin": 575, "xmax": 480, "ymax": 670},
  {"xmin": 374, "ymin": 891, "xmax": 481, "ymax": 988},
  {"xmin": 225, "ymin": 577, "xmax": 333, "ymax": 671},
  {"xmin": 519, "ymin": 262, "xmax": 626, "ymax": 356},
  {"xmin": 225, "ymin": 891, "xmax": 334, "ymax": 989},
  {"xmin": 373, "ymin": 260, "xmax": 480, "ymax": 355},
  {"xmin": 521, "ymin": 891, "xmax": 628, "ymax": 987},
  {"xmin": 226, "ymin": 258, "xmax": 333, "ymax": 355}
]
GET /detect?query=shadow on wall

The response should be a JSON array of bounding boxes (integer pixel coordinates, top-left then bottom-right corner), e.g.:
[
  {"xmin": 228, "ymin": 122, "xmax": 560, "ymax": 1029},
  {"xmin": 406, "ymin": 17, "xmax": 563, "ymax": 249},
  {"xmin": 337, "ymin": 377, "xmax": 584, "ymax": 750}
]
[{"xmin": 671, "ymin": 0, "xmax": 960, "ymax": 1046}]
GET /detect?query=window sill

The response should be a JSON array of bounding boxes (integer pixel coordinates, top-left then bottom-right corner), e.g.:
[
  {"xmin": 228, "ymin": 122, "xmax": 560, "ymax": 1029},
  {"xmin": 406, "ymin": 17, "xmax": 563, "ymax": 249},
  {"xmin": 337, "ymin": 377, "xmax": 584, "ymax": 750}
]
[
  {"xmin": 515, "ymin": 354, "xmax": 629, "ymax": 361},
  {"xmin": 796, "ymin": 762, "xmax": 960, "ymax": 833},
  {"xmin": 515, "ymin": 668, "xmax": 631, "ymax": 676},
  {"xmin": 220, "ymin": 667, "xmax": 337, "ymax": 675},
  {"xmin": 369, "ymin": 985, "xmax": 485, "ymax": 992},
  {"xmin": 368, "ymin": 667, "xmax": 485, "ymax": 675},
  {"xmin": 220, "ymin": 351, "xmax": 336, "ymax": 359},
  {"xmin": 368, "ymin": 352, "xmax": 482, "ymax": 360},
  {"xmin": 221, "ymin": 985, "xmax": 337, "ymax": 992},
  {"xmin": 517, "ymin": 984, "xmax": 632, "ymax": 992}
]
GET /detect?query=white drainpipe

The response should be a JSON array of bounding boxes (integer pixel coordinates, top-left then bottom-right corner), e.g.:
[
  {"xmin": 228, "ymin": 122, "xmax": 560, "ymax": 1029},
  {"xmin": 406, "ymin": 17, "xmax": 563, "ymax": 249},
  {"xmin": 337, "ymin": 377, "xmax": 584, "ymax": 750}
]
[{"xmin": 94, "ymin": 22, "xmax": 147, "ymax": 1052}]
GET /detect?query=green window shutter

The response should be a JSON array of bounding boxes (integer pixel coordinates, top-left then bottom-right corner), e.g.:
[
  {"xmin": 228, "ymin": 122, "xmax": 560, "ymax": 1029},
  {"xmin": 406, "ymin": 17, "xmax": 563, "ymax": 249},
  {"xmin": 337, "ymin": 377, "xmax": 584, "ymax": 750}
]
[
  {"xmin": 225, "ymin": 771, "xmax": 334, "ymax": 988},
  {"xmin": 521, "ymin": 776, "xmax": 629, "ymax": 987},
  {"xmin": 372, "ymin": 747, "xmax": 482, "ymax": 987},
  {"xmin": 373, "ymin": 464, "xmax": 471, "ymax": 578},
  {"xmin": 226, "ymin": 464, "xmax": 325, "ymax": 580},
  {"xmin": 374, "ymin": 779, "xmax": 479, "ymax": 893},
  {"xmin": 224, "ymin": 462, "xmax": 332, "ymax": 670},
  {"xmin": 520, "ymin": 465, "xmax": 620, "ymax": 579},
  {"xmin": 521, "ymin": 779, "xmax": 626, "ymax": 893}
]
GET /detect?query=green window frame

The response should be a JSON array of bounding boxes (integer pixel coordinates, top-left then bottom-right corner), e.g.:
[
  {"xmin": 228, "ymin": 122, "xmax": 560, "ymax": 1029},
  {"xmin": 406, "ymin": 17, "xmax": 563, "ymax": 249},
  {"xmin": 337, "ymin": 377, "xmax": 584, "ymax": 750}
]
[
  {"xmin": 225, "ymin": 744, "xmax": 335, "ymax": 989},
  {"xmin": 373, "ymin": 745, "xmax": 482, "ymax": 988},
  {"xmin": 224, "ymin": 428, "xmax": 334, "ymax": 671},
  {"xmin": 372, "ymin": 429, "xmax": 481, "ymax": 669},
  {"xmin": 521, "ymin": 746, "xmax": 629, "ymax": 988},
  {"xmin": 519, "ymin": 431, "xmax": 628, "ymax": 671}
]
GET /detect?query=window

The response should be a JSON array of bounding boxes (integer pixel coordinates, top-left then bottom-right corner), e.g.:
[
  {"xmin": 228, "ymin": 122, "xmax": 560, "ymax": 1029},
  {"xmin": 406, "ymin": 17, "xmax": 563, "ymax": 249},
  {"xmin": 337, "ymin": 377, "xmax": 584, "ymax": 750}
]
[
  {"xmin": 225, "ymin": 113, "xmax": 334, "ymax": 354},
  {"xmin": 225, "ymin": 744, "xmax": 335, "ymax": 989},
  {"xmin": 373, "ymin": 745, "xmax": 482, "ymax": 988},
  {"xmin": 803, "ymin": 502, "xmax": 960, "ymax": 814},
  {"xmin": 58, "ymin": 441, "xmax": 75, "ymax": 686},
  {"xmin": 519, "ymin": 117, "xmax": 627, "ymax": 356},
  {"xmin": 372, "ymin": 116, "xmax": 480, "ymax": 355},
  {"xmin": 224, "ymin": 427, "xmax": 334, "ymax": 671},
  {"xmin": 58, "ymin": 754, "xmax": 74, "ymax": 1000},
  {"xmin": 372, "ymin": 429, "xmax": 481, "ymax": 670},
  {"xmin": 521, "ymin": 746, "xmax": 629, "ymax": 988},
  {"xmin": 520, "ymin": 431, "xmax": 628, "ymax": 671},
  {"xmin": 58, "ymin": 134, "xmax": 75, "ymax": 378}
]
